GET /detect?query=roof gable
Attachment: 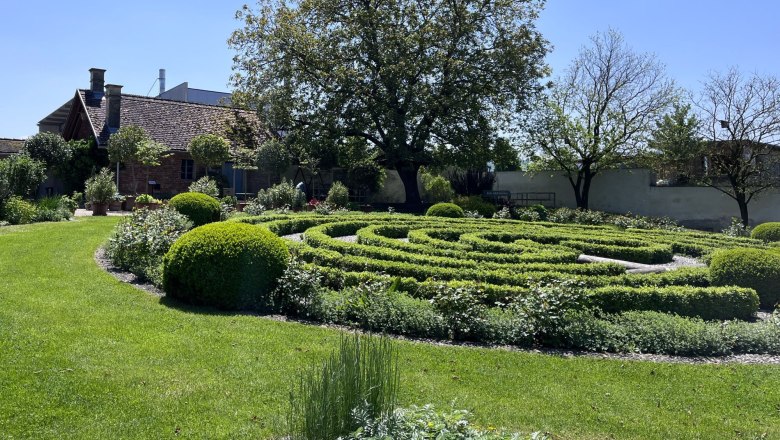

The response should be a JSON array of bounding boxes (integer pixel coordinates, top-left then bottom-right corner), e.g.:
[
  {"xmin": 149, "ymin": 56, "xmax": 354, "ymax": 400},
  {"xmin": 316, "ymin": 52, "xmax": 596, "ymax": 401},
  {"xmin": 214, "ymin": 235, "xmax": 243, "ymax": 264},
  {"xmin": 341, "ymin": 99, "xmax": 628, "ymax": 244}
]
[{"xmin": 75, "ymin": 90, "xmax": 259, "ymax": 151}]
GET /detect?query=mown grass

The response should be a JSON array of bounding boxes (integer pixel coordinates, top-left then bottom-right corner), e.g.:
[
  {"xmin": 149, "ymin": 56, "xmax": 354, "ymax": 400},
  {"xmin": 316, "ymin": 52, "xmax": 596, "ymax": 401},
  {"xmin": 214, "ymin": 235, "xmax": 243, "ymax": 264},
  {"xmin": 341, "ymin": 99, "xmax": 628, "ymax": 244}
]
[{"xmin": 0, "ymin": 217, "xmax": 778, "ymax": 439}]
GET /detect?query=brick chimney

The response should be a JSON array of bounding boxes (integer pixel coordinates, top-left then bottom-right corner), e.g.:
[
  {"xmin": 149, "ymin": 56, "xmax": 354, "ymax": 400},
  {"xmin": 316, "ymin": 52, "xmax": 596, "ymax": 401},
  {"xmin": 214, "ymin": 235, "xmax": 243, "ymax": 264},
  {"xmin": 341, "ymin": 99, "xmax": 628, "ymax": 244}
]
[
  {"xmin": 105, "ymin": 84, "xmax": 123, "ymax": 130},
  {"xmin": 88, "ymin": 68, "xmax": 106, "ymax": 100}
]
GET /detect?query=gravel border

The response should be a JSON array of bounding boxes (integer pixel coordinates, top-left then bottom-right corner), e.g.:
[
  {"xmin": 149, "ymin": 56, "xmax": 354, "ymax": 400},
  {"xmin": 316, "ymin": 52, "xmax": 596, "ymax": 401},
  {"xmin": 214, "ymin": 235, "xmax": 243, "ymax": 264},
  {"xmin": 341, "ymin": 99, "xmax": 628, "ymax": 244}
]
[{"xmin": 94, "ymin": 245, "xmax": 780, "ymax": 365}]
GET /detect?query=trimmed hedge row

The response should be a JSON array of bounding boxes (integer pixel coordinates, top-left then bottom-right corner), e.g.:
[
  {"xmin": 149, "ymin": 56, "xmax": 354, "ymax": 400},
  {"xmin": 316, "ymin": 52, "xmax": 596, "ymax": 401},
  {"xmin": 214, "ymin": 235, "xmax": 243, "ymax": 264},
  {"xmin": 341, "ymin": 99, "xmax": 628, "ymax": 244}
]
[
  {"xmin": 235, "ymin": 213, "xmax": 770, "ymax": 319},
  {"xmin": 312, "ymin": 265, "xmax": 754, "ymax": 320}
]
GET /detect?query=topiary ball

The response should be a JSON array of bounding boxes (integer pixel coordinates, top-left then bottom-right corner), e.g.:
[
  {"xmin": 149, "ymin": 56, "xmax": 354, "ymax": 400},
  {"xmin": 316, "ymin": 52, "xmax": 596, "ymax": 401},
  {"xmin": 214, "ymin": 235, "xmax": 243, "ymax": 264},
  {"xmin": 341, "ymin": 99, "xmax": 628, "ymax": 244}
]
[
  {"xmin": 751, "ymin": 222, "xmax": 780, "ymax": 243},
  {"xmin": 162, "ymin": 222, "xmax": 289, "ymax": 310},
  {"xmin": 168, "ymin": 192, "xmax": 221, "ymax": 226},
  {"xmin": 453, "ymin": 196, "xmax": 496, "ymax": 218},
  {"xmin": 425, "ymin": 202, "xmax": 465, "ymax": 218},
  {"xmin": 710, "ymin": 247, "xmax": 780, "ymax": 309}
]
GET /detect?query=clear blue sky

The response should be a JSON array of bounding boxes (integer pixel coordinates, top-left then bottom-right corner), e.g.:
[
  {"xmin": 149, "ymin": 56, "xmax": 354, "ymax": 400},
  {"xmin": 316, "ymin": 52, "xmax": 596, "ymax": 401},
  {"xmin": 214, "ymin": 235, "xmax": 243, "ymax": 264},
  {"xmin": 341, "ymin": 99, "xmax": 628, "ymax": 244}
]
[{"xmin": 1, "ymin": 0, "xmax": 779, "ymax": 139}]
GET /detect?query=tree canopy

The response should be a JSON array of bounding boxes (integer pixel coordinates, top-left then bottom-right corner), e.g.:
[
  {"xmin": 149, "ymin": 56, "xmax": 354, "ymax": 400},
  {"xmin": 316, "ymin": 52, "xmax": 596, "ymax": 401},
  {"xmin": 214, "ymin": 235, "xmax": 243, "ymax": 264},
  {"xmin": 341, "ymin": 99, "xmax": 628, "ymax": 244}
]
[
  {"xmin": 229, "ymin": 0, "xmax": 549, "ymax": 204},
  {"xmin": 525, "ymin": 29, "xmax": 676, "ymax": 209},
  {"xmin": 646, "ymin": 104, "xmax": 704, "ymax": 185},
  {"xmin": 695, "ymin": 68, "xmax": 780, "ymax": 226},
  {"xmin": 188, "ymin": 134, "xmax": 231, "ymax": 169},
  {"xmin": 22, "ymin": 132, "xmax": 71, "ymax": 167}
]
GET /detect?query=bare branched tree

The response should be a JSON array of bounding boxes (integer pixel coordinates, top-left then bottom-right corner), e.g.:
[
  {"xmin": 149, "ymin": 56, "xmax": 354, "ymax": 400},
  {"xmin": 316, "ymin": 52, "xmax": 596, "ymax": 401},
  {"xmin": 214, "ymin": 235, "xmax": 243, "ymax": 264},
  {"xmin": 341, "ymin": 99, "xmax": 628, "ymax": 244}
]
[
  {"xmin": 696, "ymin": 68, "xmax": 780, "ymax": 226},
  {"xmin": 527, "ymin": 29, "xmax": 676, "ymax": 209}
]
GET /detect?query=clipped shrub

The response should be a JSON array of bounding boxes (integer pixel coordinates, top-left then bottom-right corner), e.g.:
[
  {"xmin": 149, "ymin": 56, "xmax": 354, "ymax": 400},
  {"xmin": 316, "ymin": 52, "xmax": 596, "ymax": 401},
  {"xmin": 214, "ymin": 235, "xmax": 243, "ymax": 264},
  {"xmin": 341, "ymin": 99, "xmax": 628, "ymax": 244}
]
[
  {"xmin": 425, "ymin": 202, "xmax": 464, "ymax": 218},
  {"xmin": 453, "ymin": 195, "xmax": 496, "ymax": 218},
  {"xmin": 751, "ymin": 222, "xmax": 780, "ymax": 243},
  {"xmin": 188, "ymin": 176, "xmax": 220, "ymax": 198},
  {"xmin": 710, "ymin": 248, "xmax": 780, "ymax": 308},
  {"xmin": 168, "ymin": 192, "xmax": 221, "ymax": 226},
  {"xmin": 162, "ymin": 222, "xmax": 289, "ymax": 310},
  {"xmin": 1, "ymin": 196, "xmax": 37, "ymax": 224},
  {"xmin": 325, "ymin": 181, "xmax": 350, "ymax": 208},
  {"xmin": 588, "ymin": 285, "xmax": 759, "ymax": 320}
]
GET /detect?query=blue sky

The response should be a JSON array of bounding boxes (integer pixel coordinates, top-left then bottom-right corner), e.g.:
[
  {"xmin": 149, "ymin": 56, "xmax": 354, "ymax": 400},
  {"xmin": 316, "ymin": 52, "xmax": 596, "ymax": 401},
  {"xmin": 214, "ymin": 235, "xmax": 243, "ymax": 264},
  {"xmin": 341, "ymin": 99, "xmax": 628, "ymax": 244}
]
[{"xmin": 1, "ymin": 0, "xmax": 779, "ymax": 139}]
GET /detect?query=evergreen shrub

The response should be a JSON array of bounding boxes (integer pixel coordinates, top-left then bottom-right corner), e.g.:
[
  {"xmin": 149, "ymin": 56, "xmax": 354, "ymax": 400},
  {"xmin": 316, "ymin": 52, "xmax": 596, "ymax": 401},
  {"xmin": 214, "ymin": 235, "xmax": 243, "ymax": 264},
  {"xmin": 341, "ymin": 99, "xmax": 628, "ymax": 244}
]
[
  {"xmin": 710, "ymin": 248, "xmax": 780, "ymax": 308},
  {"xmin": 425, "ymin": 202, "xmax": 464, "ymax": 218},
  {"xmin": 162, "ymin": 222, "xmax": 289, "ymax": 310},
  {"xmin": 168, "ymin": 192, "xmax": 221, "ymax": 226},
  {"xmin": 751, "ymin": 222, "xmax": 780, "ymax": 243}
]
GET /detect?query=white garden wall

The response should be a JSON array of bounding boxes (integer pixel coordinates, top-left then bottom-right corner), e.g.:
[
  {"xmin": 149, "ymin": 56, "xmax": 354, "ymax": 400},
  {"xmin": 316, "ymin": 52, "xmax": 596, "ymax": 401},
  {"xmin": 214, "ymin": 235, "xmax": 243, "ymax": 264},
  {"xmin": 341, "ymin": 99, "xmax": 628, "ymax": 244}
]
[{"xmin": 494, "ymin": 168, "xmax": 780, "ymax": 230}]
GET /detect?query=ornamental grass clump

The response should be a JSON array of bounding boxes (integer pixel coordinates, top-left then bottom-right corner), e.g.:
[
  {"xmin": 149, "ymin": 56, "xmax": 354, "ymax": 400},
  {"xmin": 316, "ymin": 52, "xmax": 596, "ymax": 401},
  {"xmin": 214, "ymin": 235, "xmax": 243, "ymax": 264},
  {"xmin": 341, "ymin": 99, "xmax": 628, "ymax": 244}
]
[
  {"xmin": 162, "ymin": 222, "xmax": 289, "ymax": 310},
  {"xmin": 287, "ymin": 333, "xmax": 399, "ymax": 440}
]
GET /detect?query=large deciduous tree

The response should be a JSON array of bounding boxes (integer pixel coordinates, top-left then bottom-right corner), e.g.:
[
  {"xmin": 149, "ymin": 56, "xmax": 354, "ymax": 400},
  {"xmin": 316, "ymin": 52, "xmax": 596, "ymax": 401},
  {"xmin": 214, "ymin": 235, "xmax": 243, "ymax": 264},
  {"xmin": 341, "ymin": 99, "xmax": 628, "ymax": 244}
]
[
  {"xmin": 229, "ymin": 0, "xmax": 549, "ymax": 205},
  {"xmin": 526, "ymin": 29, "xmax": 676, "ymax": 209},
  {"xmin": 696, "ymin": 68, "xmax": 780, "ymax": 226}
]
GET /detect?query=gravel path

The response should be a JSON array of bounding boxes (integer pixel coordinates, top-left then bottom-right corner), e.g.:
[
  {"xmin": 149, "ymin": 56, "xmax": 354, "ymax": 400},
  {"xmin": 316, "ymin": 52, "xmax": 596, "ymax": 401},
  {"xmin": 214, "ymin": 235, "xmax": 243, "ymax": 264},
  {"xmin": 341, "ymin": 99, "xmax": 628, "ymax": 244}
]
[
  {"xmin": 75, "ymin": 208, "xmax": 131, "ymax": 217},
  {"xmin": 578, "ymin": 254, "xmax": 706, "ymax": 273}
]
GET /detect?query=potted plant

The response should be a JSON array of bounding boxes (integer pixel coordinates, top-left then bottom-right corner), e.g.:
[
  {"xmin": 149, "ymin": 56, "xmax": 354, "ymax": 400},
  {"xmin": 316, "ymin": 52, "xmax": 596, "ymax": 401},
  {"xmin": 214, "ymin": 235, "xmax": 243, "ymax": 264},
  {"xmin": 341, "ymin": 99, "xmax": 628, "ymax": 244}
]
[
  {"xmin": 84, "ymin": 168, "xmax": 117, "ymax": 216},
  {"xmin": 123, "ymin": 195, "xmax": 136, "ymax": 211},
  {"xmin": 134, "ymin": 193, "xmax": 161, "ymax": 210},
  {"xmin": 109, "ymin": 193, "xmax": 126, "ymax": 211}
]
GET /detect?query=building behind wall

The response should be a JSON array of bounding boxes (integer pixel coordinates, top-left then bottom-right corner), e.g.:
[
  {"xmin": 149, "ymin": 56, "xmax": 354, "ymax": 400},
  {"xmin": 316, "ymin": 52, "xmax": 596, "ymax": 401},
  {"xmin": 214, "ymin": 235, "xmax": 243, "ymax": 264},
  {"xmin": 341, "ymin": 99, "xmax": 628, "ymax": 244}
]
[{"xmin": 37, "ymin": 68, "xmax": 263, "ymax": 197}]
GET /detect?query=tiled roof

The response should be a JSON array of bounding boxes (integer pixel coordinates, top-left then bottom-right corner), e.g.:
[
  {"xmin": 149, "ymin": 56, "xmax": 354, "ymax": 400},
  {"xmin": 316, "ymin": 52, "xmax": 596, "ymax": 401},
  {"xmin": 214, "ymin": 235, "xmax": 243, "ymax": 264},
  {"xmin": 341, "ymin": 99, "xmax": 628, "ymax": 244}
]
[
  {"xmin": 77, "ymin": 90, "xmax": 258, "ymax": 150},
  {"xmin": 0, "ymin": 138, "xmax": 24, "ymax": 154}
]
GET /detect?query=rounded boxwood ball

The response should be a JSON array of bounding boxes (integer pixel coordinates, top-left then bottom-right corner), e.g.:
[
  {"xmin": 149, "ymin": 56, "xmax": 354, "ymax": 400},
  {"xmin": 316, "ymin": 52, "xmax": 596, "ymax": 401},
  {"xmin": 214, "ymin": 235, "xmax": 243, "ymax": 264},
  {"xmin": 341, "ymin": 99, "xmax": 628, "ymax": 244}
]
[
  {"xmin": 426, "ymin": 202, "xmax": 464, "ymax": 218},
  {"xmin": 751, "ymin": 222, "xmax": 780, "ymax": 243},
  {"xmin": 710, "ymin": 247, "xmax": 780, "ymax": 308},
  {"xmin": 162, "ymin": 222, "xmax": 289, "ymax": 310},
  {"xmin": 168, "ymin": 192, "xmax": 221, "ymax": 226}
]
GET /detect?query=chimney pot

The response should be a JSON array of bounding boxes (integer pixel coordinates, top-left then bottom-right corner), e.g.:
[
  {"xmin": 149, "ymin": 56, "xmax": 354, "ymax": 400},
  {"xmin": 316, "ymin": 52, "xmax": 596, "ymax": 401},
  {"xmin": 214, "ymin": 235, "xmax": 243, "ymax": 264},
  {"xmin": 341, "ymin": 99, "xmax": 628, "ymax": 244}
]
[
  {"xmin": 105, "ymin": 84, "xmax": 123, "ymax": 129},
  {"xmin": 89, "ymin": 68, "xmax": 106, "ymax": 97},
  {"xmin": 159, "ymin": 69, "xmax": 166, "ymax": 95}
]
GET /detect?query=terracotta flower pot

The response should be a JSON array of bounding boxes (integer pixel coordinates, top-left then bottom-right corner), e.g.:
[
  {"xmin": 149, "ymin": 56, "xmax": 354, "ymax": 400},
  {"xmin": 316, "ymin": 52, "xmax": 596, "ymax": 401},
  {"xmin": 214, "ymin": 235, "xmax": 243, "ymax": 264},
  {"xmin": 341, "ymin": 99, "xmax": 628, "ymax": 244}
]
[
  {"xmin": 92, "ymin": 202, "xmax": 109, "ymax": 216},
  {"xmin": 123, "ymin": 196, "xmax": 136, "ymax": 211}
]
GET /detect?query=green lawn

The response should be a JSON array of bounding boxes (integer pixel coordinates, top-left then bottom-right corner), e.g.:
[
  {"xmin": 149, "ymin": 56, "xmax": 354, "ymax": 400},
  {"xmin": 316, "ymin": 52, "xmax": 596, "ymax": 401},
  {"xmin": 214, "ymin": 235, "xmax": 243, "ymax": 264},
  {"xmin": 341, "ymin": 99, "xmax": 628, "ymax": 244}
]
[{"xmin": 0, "ymin": 217, "xmax": 778, "ymax": 439}]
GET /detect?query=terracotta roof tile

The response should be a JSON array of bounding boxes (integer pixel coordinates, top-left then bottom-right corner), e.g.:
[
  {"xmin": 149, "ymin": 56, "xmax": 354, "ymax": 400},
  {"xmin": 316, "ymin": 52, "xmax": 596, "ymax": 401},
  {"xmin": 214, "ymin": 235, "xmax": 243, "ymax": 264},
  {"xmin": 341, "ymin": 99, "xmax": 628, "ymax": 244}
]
[{"xmin": 78, "ymin": 90, "xmax": 259, "ymax": 150}]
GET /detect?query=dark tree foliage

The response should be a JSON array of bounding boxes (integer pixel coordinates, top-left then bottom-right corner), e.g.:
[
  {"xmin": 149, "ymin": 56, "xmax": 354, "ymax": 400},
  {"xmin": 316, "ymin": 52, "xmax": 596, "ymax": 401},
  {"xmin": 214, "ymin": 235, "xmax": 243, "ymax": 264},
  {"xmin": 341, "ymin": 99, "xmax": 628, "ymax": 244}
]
[{"xmin": 230, "ymin": 0, "xmax": 549, "ymax": 205}]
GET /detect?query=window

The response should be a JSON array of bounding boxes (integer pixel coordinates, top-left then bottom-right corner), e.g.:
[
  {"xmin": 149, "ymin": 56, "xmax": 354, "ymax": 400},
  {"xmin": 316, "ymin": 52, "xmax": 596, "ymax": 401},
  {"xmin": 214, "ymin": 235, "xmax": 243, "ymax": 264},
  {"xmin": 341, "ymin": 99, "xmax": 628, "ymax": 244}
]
[{"xmin": 181, "ymin": 159, "xmax": 194, "ymax": 180}]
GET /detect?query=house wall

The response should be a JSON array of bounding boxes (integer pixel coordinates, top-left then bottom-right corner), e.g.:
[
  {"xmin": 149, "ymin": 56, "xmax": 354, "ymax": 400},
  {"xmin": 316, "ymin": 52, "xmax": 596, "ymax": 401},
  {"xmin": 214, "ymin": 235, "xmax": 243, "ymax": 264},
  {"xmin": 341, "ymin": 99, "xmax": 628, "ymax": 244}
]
[
  {"xmin": 118, "ymin": 152, "xmax": 195, "ymax": 196},
  {"xmin": 494, "ymin": 168, "xmax": 780, "ymax": 230}
]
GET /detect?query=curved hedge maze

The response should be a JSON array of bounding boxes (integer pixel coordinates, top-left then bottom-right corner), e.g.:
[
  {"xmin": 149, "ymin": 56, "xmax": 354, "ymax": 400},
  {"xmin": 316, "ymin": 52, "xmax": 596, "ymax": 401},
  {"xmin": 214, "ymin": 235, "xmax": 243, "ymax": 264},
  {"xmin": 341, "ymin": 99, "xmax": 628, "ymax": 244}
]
[{"xmin": 235, "ymin": 214, "xmax": 765, "ymax": 321}]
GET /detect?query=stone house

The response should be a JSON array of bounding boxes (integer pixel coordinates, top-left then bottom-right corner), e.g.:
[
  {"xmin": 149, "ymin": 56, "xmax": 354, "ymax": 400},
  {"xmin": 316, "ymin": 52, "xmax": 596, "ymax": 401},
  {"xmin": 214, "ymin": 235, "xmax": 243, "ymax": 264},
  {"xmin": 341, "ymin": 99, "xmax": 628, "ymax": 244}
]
[{"xmin": 38, "ymin": 68, "xmax": 266, "ymax": 197}]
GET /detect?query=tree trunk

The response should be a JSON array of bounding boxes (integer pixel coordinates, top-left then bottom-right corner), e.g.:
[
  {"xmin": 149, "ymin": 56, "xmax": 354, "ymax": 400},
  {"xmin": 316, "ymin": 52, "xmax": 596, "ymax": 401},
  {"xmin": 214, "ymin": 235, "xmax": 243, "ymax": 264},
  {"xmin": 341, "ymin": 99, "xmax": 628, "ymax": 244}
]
[
  {"xmin": 736, "ymin": 193, "xmax": 750, "ymax": 227},
  {"xmin": 397, "ymin": 164, "xmax": 422, "ymax": 207},
  {"xmin": 569, "ymin": 169, "xmax": 592, "ymax": 210},
  {"xmin": 578, "ymin": 170, "xmax": 593, "ymax": 210}
]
